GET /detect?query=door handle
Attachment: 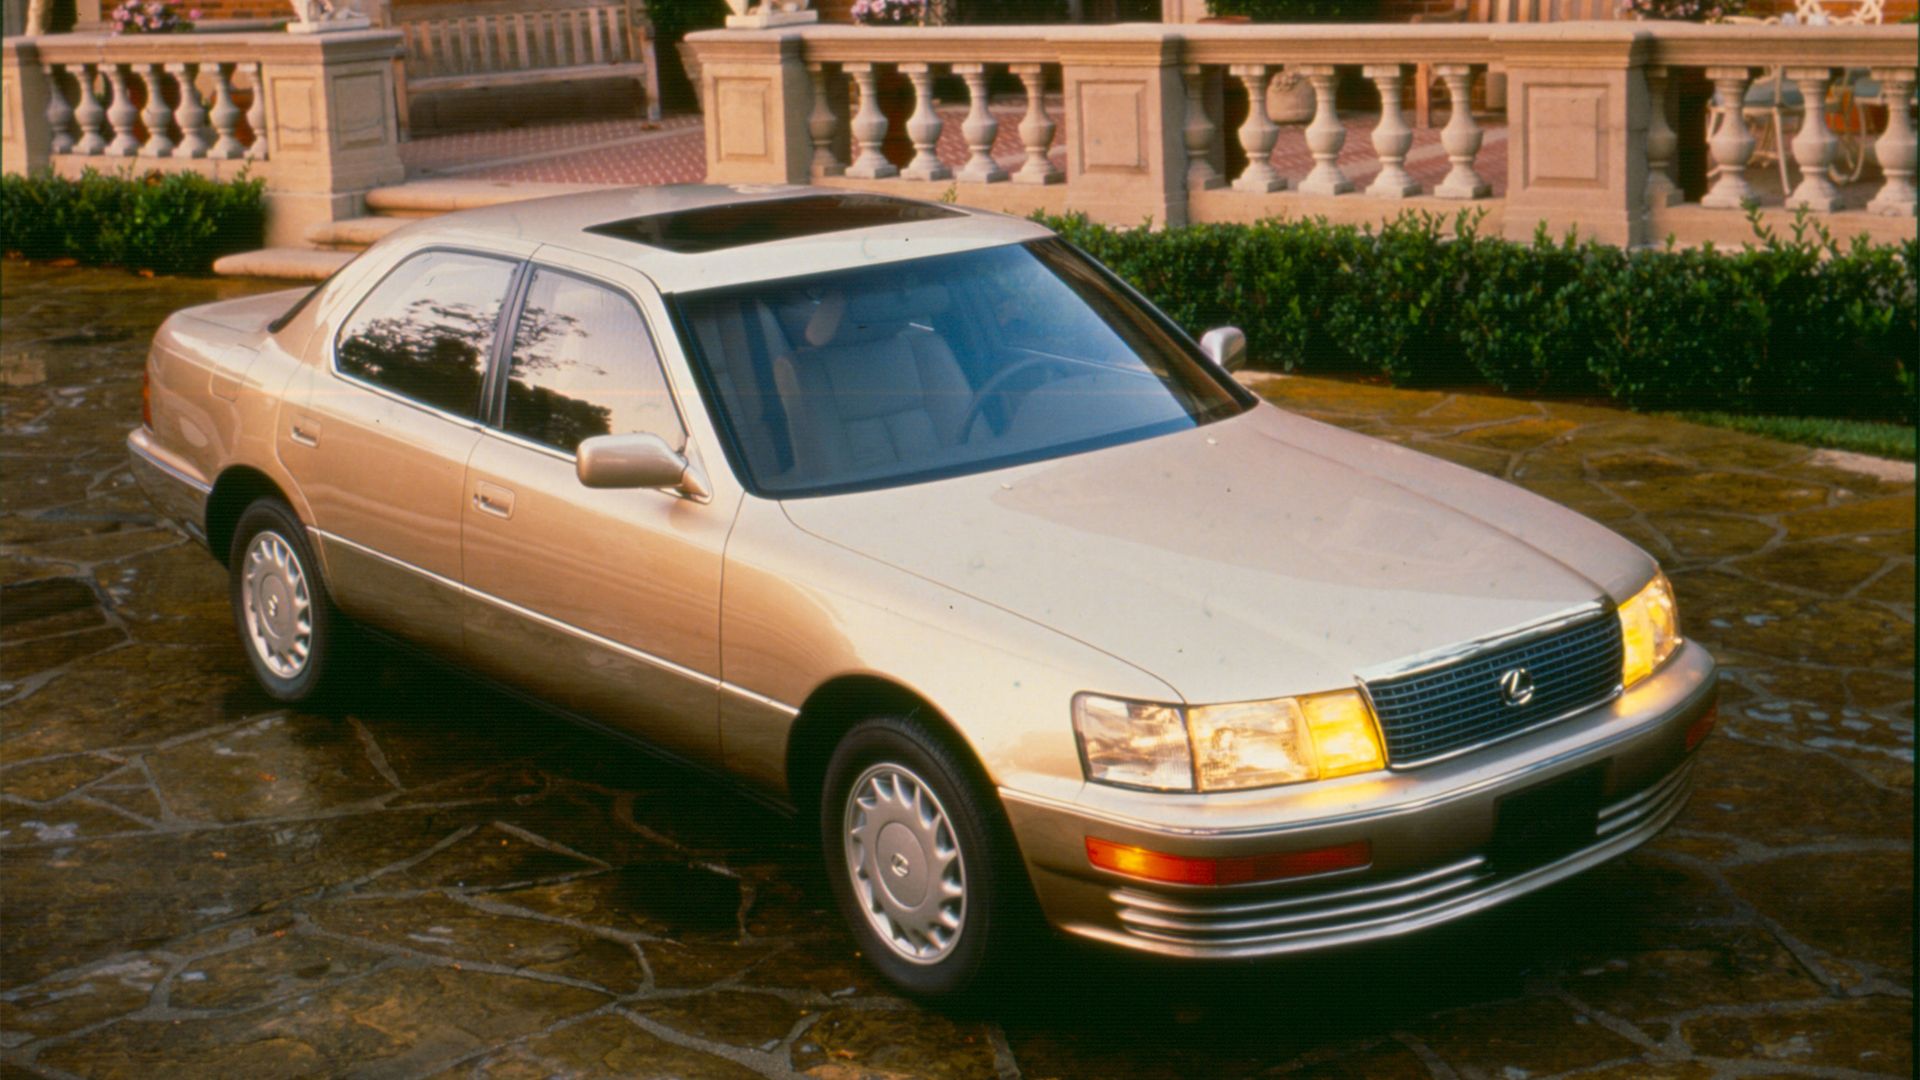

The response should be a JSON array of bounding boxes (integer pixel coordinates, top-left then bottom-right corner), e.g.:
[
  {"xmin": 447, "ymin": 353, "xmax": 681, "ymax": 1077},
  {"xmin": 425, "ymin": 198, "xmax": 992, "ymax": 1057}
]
[
  {"xmin": 473, "ymin": 481, "xmax": 515, "ymax": 519},
  {"xmin": 289, "ymin": 419, "xmax": 319, "ymax": 447}
]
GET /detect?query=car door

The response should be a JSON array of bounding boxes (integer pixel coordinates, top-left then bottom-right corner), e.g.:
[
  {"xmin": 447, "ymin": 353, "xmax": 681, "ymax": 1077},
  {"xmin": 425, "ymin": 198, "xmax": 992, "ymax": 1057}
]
[
  {"xmin": 279, "ymin": 246, "xmax": 525, "ymax": 657},
  {"xmin": 460, "ymin": 249, "xmax": 737, "ymax": 762}
]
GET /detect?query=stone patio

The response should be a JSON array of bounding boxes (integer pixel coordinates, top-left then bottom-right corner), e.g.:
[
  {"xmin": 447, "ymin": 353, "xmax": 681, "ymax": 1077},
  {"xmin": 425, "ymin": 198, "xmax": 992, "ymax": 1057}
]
[{"xmin": 0, "ymin": 262, "xmax": 1912, "ymax": 1079}]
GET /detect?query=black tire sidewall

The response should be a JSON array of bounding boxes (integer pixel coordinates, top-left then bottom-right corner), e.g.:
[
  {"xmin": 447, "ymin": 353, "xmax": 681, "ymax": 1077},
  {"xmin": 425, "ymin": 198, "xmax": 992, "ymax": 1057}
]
[
  {"xmin": 821, "ymin": 716, "xmax": 1005, "ymax": 998},
  {"xmin": 228, "ymin": 499, "xmax": 335, "ymax": 704}
]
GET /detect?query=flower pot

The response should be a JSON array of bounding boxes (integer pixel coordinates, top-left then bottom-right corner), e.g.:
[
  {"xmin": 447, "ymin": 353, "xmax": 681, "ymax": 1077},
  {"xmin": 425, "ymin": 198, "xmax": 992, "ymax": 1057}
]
[{"xmin": 1267, "ymin": 72, "xmax": 1315, "ymax": 124}]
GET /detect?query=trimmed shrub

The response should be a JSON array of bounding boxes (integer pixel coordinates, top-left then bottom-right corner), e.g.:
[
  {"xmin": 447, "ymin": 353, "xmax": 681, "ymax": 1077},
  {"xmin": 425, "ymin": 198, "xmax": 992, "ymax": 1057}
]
[
  {"xmin": 1038, "ymin": 210, "xmax": 1917, "ymax": 424},
  {"xmin": 0, "ymin": 168, "xmax": 265, "ymax": 275}
]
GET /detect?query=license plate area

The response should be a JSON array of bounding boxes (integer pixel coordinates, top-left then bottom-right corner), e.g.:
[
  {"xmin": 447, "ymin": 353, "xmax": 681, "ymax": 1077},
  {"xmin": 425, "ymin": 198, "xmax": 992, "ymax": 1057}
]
[{"xmin": 1491, "ymin": 765, "xmax": 1605, "ymax": 874}]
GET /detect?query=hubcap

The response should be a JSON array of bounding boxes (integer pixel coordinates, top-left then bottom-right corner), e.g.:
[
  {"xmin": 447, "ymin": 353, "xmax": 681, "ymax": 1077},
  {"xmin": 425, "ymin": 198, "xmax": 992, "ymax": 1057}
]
[
  {"xmin": 241, "ymin": 530, "xmax": 313, "ymax": 680},
  {"xmin": 843, "ymin": 762, "xmax": 967, "ymax": 965}
]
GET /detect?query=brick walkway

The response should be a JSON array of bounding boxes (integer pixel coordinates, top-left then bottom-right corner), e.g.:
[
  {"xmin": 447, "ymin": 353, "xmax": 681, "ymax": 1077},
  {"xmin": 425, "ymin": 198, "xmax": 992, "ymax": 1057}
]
[{"xmin": 399, "ymin": 105, "xmax": 1511, "ymax": 196}]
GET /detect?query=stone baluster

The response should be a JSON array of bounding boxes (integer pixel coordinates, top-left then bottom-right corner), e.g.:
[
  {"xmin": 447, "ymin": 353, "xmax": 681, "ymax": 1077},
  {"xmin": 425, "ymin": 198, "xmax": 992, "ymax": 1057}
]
[
  {"xmin": 139, "ymin": 63, "xmax": 175, "ymax": 158},
  {"xmin": 104, "ymin": 65, "xmax": 141, "ymax": 156},
  {"xmin": 44, "ymin": 63, "xmax": 76, "ymax": 154},
  {"xmin": 245, "ymin": 62, "xmax": 268, "ymax": 160},
  {"xmin": 843, "ymin": 63, "xmax": 897, "ymax": 180},
  {"xmin": 1296, "ymin": 64, "xmax": 1351, "ymax": 196},
  {"xmin": 169, "ymin": 62, "xmax": 212, "ymax": 159},
  {"xmin": 898, "ymin": 62, "xmax": 949, "ymax": 182},
  {"xmin": 807, "ymin": 62, "xmax": 845, "ymax": 177},
  {"xmin": 1230, "ymin": 64, "xmax": 1284, "ymax": 193},
  {"xmin": 1182, "ymin": 64, "xmax": 1222, "ymax": 192},
  {"xmin": 1700, "ymin": 66, "xmax": 1757, "ymax": 209},
  {"xmin": 1433, "ymin": 64, "xmax": 1488, "ymax": 199},
  {"xmin": 1644, "ymin": 65, "xmax": 1682, "ymax": 208},
  {"xmin": 209, "ymin": 63, "xmax": 246, "ymax": 159},
  {"xmin": 1866, "ymin": 67, "xmax": 1916, "ymax": 217},
  {"xmin": 1782, "ymin": 67, "xmax": 1842, "ymax": 211},
  {"xmin": 73, "ymin": 65, "xmax": 108, "ymax": 155},
  {"xmin": 1011, "ymin": 63, "xmax": 1060, "ymax": 185},
  {"xmin": 1365, "ymin": 64, "xmax": 1419, "ymax": 198},
  {"xmin": 954, "ymin": 64, "xmax": 1006, "ymax": 184}
]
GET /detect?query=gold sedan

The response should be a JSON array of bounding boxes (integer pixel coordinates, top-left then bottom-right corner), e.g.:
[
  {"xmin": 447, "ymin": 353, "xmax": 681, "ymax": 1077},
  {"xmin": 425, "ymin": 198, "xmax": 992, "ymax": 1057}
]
[{"xmin": 129, "ymin": 185, "xmax": 1717, "ymax": 996}]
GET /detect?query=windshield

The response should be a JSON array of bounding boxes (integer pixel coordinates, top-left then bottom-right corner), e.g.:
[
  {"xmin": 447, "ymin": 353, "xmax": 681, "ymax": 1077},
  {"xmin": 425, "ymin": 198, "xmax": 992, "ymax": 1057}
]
[{"xmin": 672, "ymin": 239, "xmax": 1254, "ymax": 498}]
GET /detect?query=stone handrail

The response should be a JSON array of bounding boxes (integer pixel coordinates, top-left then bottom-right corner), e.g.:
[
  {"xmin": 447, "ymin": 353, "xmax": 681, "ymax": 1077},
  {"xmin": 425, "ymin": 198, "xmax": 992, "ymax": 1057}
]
[
  {"xmin": 689, "ymin": 21, "xmax": 1917, "ymax": 247},
  {"xmin": 3, "ymin": 30, "xmax": 408, "ymax": 246}
]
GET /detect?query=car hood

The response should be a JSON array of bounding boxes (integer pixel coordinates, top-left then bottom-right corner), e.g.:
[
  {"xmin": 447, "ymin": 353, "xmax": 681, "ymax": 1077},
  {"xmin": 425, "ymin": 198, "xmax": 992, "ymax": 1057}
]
[{"xmin": 779, "ymin": 404, "xmax": 1655, "ymax": 704}]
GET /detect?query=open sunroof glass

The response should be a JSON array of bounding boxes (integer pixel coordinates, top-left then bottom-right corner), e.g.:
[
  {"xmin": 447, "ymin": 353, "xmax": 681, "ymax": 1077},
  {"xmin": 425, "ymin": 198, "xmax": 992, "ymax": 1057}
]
[{"xmin": 584, "ymin": 194, "xmax": 964, "ymax": 254}]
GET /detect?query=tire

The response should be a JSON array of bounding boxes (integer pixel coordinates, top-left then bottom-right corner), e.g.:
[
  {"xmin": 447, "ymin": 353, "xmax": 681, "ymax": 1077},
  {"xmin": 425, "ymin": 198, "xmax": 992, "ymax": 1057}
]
[
  {"xmin": 821, "ymin": 715, "xmax": 1024, "ymax": 998},
  {"xmin": 227, "ymin": 498, "xmax": 345, "ymax": 705}
]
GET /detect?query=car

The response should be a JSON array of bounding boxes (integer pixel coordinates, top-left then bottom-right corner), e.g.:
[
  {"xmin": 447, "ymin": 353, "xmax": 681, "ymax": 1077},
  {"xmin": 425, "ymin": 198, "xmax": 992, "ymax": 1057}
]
[{"xmin": 129, "ymin": 184, "xmax": 1718, "ymax": 996}]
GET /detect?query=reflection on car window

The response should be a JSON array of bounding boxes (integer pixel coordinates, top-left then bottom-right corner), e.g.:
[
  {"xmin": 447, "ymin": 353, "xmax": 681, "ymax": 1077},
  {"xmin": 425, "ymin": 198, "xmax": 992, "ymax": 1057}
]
[
  {"xmin": 674, "ymin": 239, "xmax": 1252, "ymax": 498},
  {"xmin": 335, "ymin": 251, "xmax": 515, "ymax": 419},
  {"xmin": 503, "ymin": 270, "xmax": 685, "ymax": 453}
]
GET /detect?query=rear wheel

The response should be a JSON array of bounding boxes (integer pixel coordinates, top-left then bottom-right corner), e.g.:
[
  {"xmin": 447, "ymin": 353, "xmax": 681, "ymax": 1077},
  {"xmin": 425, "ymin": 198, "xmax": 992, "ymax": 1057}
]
[
  {"xmin": 228, "ymin": 498, "xmax": 344, "ymax": 704},
  {"xmin": 822, "ymin": 715, "xmax": 1021, "ymax": 997}
]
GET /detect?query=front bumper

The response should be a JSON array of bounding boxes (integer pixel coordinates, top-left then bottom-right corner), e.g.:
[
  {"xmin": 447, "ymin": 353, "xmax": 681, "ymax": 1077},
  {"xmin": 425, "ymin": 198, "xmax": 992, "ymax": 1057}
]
[
  {"xmin": 1002, "ymin": 641, "xmax": 1717, "ymax": 959},
  {"xmin": 127, "ymin": 428, "xmax": 211, "ymax": 546}
]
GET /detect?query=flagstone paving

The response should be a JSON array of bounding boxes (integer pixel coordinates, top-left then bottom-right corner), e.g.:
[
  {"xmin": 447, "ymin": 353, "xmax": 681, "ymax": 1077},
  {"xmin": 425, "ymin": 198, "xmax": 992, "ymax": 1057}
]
[{"xmin": 1, "ymin": 261, "xmax": 1911, "ymax": 1079}]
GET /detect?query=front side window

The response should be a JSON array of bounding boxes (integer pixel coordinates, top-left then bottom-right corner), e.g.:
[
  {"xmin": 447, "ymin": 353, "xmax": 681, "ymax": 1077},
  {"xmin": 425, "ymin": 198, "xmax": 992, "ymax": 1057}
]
[
  {"xmin": 501, "ymin": 269, "xmax": 685, "ymax": 453},
  {"xmin": 674, "ymin": 239, "xmax": 1253, "ymax": 497},
  {"xmin": 334, "ymin": 250, "xmax": 516, "ymax": 419}
]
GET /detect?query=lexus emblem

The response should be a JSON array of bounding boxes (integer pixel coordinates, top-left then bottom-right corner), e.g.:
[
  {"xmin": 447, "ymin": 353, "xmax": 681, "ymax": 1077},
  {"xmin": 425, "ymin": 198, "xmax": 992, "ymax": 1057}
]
[
  {"xmin": 890, "ymin": 853, "xmax": 911, "ymax": 878},
  {"xmin": 1498, "ymin": 668, "xmax": 1535, "ymax": 707}
]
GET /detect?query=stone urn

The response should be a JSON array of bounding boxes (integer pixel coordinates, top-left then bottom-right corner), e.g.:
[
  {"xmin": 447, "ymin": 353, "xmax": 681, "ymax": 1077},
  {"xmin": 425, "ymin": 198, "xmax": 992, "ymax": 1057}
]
[{"xmin": 1268, "ymin": 71, "xmax": 1316, "ymax": 124}]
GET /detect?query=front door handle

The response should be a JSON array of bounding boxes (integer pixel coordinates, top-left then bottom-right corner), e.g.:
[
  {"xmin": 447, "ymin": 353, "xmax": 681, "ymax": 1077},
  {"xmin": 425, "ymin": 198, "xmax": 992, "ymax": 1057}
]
[{"xmin": 473, "ymin": 481, "xmax": 515, "ymax": 519}]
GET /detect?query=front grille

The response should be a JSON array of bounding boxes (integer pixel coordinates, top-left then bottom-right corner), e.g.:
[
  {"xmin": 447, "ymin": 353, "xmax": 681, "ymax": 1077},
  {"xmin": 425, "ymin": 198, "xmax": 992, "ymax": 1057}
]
[{"xmin": 1364, "ymin": 615, "xmax": 1623, "ymax": 765}]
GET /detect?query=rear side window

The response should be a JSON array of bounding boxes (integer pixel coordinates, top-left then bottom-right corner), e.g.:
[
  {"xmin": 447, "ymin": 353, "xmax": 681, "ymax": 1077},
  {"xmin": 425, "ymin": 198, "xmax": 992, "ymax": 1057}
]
[
  {"xmin": 334, "ymin": 250, "xmax": 517, "ymax": 419},
  {"xmin": 501, "ymin": 269, "xmax": 685, "ymax": 453}
]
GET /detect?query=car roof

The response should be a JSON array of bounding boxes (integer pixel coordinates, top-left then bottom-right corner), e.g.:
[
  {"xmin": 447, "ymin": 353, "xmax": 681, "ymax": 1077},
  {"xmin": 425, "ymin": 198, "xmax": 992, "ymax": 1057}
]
[{"xmin": 403, "ymin": 184, "xmax": 1058, "ymax": 294}]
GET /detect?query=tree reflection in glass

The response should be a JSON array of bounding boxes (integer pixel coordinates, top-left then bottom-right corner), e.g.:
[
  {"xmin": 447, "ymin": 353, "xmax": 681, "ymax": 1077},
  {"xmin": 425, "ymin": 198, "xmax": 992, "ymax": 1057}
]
[
  {"xmin": 503, "ymin": 271, "xmax": 684, "ymax": 454},
  {"xmin": 335, "ymin": 253, "xmax": 515, "ymax": 419}
]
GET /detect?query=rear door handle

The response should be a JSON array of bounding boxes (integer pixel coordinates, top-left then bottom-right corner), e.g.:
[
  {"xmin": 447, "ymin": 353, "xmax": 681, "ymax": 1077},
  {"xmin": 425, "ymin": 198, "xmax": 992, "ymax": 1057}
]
[
  {"xmin": 473, "ymin": 481, "xmax": 515, "ymax": 519},
  {"xmin": 289, "ymin": 419, "xmax": 319, "ymax": 447}
]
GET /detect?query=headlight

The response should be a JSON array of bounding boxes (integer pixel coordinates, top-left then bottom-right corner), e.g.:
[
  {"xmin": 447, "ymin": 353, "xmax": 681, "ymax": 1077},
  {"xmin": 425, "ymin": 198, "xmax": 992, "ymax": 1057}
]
[
  {"xmin": 1073, "ymin": 689, "xmax": 1386, "ymax": 793},
  {"xmin": 1619, "ymin": 572, "xmax": 1681, "ymax": 688}
]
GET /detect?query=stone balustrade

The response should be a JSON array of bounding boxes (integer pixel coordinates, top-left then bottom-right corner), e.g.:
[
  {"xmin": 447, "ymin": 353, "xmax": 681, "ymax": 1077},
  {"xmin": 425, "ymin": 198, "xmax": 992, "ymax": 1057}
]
[
  {"xmin": 690, "ymin": 22, "xmax": 1916, "ymax": 247},
  {"xmin": 3, "ymin": 30, "xmax": 407, "ymax": 247}
]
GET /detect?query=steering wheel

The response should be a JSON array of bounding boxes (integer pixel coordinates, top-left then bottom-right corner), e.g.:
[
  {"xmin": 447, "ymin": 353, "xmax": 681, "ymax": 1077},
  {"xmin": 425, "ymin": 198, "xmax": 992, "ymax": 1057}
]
[{"xmin": 954, "ymin": 355, "xmax": 1082, "ymax": 444}]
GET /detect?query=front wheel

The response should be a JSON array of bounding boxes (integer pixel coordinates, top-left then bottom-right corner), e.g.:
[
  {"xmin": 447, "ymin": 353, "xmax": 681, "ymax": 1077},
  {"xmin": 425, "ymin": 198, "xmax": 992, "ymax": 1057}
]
[
  {"xmin": 822, "ymin": 716, "xmax": 1022, "ymax": 998},
  {"xmin": 228, "ymin": 498, "xmax": 345, "ymax": 704}
]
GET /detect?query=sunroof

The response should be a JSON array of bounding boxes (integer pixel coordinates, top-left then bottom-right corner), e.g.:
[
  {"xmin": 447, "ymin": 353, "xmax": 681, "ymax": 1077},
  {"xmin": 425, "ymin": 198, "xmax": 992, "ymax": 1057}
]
[{"xmin": 585, "ymin": 193, "xmax": 965, "ymax": 254}]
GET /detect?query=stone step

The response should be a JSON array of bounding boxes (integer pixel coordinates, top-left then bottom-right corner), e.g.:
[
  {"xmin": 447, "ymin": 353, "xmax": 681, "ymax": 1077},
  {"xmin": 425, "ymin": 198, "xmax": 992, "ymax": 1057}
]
[
  {"xmin": 304, "ymin": 215, "xmax": 412, "ymax": 251},
  {"xmin": 212, "ymin": 247, "xmax": 355, "ymax": 281},
  {"xmin": 363, "ymin": 179, "xmax": 611, "ymax": 217}
]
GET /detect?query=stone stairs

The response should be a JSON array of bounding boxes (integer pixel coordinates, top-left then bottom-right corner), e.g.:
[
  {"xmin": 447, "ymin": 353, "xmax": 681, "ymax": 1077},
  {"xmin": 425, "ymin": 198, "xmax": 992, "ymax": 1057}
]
[{"xmin": 211, "ymin": 180, "xmax": 611, "ymax": 281}]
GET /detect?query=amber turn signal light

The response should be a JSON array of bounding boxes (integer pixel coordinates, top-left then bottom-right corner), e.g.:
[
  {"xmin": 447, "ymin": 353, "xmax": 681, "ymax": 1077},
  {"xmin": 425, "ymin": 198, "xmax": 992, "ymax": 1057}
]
[{"xmin": 1086, "ymin": 836, "xmax": 1371, "ymax": 886}]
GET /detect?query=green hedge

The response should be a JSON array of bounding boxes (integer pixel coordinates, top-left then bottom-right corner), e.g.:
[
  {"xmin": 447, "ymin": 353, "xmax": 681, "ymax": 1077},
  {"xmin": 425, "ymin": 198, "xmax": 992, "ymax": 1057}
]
[
  {"xmin": 1044, "ymin": 211, "xmax": 1918, "ymax": 424},
  {"xmin": 1, "ymin": 168, "xmax": 265, "ymax": 276}
]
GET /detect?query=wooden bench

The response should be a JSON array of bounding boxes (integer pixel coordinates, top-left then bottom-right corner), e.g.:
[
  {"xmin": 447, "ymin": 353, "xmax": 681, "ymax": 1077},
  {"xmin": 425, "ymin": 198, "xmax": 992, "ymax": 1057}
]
[
  {"xmin": 1411, "ymin": 0, "xmax": 1627, "ymax": 127},
  {"xmin": 394, "ymin": 0, "xmax": 661, "ymax": 136}
]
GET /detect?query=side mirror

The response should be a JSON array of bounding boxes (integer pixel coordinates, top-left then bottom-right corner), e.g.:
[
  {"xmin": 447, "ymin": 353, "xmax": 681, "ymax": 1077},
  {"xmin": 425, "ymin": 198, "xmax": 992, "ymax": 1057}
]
[
  {"xmin": 1199, "ymin": 326, "xmax": 1248, "ymax": 373},
  {"xmin": 576, "ymin": 433, "xmax": 711, "ymax": 499}
]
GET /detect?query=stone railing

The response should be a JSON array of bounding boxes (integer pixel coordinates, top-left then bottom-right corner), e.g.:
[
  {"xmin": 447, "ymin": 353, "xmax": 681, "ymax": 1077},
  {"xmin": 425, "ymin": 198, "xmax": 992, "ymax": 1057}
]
[
  {"xmin": 689, "ymin": 22, "xmax": 1916, "ymax": 247},
  {"xmin": 3, "ymin": 30, "xmax": 407, "ymax": 246}
]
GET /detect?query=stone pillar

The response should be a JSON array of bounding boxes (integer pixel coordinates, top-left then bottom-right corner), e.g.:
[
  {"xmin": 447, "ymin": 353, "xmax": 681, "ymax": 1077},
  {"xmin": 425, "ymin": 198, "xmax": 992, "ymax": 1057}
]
[
  {"xmin": 1497, "ymin": 25, "xmax": 1649, "ymax": 247},
  {"xmin": 1055, "ymin": 29, "xmax": 1188, "ymax": 227},
  {"xmin": 898, "ymin": 62, "xmax": 951, "ymax": 182},
  {"xmin": 690, "ymin": 29, "xmax": 812, "ymax": 186},
  {"xmin": 1230, "ymin": 64, "xmax": 1282, "ymax": 193},
  {"xmin": 806, "ymin": 62, "xmax": 846, "ymax": 178},
  {"xmin": 1296, "ymin": 64, "xmax": 1351, "ymax": 196},
  {"xmin": 1866, "ymin": 66, "xmax": 1916, "ymax": 218},
  {"xmin": 1784, "ymin": 66, "xmax": 1841, "ymax": 212},
  {"xmin": 1434, "ymin": 64, "xmax": 1489, "ymax": 200},
  {"xmin": 1181, "ymin": 64, "xmax": 1222, "ymax": 192},
  {"xmin": 0, "ymin": 39, "xmax": 52, "ymax": 176},
  {"xmin": 1643, "ymin": 65, "xmax": 1681, "ymax": 209},
  {"xmin": 1012, "ymin": 63, "xmax": 1062, "ymax": 185},
  {"xmin": 250, "ymin": 29, "xmax": 409, "ymax": 246},
  {"xmin": 1700, "ymin": 66, "xmax": 1757, "ymax": 209},
  {"xmin": 1364, "ymin": 63, "xmax": 1420, "ymax": 198},
  {"xmin": 842, "ymin": 62, "xmax": 897, "ymax": 180}
]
